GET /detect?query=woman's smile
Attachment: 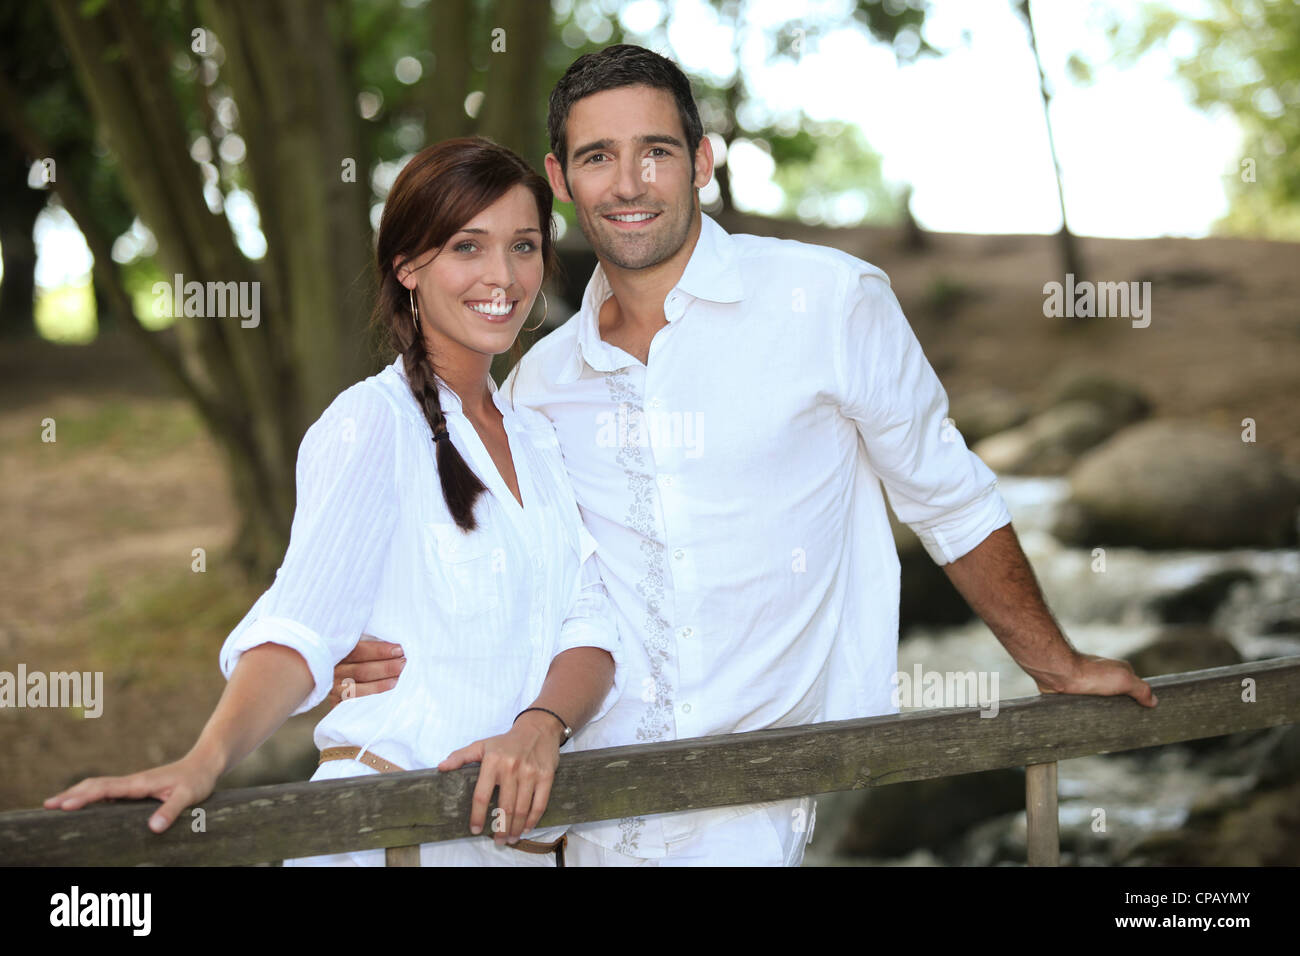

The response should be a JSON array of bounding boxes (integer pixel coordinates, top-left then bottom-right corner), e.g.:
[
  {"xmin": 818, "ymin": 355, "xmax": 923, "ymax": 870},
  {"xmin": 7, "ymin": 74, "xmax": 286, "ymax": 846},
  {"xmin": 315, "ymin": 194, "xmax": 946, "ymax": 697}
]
[{"xmin": 464, "ymin": 297, "xmax": 519, "ymax": 323}]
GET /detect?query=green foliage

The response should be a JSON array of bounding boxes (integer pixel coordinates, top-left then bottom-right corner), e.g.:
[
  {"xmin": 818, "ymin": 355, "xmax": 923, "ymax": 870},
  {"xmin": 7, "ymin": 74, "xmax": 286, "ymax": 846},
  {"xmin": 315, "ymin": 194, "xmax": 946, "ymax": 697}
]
[
  {"xmin": 87, "ymin": 560, "xmax": 262, "ymax": 690},
  {"xmin": 34, "ymin": 282, "xmax": 95, "ymax": 343},
  {"xmin": 762, "ymin": 122, "xmax": 902, "ymax": 225},
  {"xmin": 683, "ymin": 0, "xmax": 936, "ymax": 222},
  {"xmin": 42, "ymin": 397, "xmax": 204, "ymax": 458},
  {"xmin": 1111, "ymin": 0, "xmax": 1300, "ymax": 239}
]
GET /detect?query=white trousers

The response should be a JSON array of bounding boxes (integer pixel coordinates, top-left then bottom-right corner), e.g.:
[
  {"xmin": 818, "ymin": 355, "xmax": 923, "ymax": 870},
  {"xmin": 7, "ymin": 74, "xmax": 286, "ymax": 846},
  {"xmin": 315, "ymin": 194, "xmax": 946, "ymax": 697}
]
[{"xmin": 564, "ymin": 797, "xmax": 817, "ymax": 867}]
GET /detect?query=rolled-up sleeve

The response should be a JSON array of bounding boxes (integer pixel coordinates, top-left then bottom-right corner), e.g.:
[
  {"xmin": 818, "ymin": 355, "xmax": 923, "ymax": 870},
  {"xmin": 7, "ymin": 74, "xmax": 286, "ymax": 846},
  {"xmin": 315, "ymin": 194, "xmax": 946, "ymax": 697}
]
[
  {"xmin": 219, "ymin": 384, "xmax": 399, "ymax": 714},
  {"xmin": 834, "ymin": 270, "xmax": 1012, "ymax": 565},
  {"xmin": 553, "ymin": 524, "xmax": 625, "ymax": 724}
]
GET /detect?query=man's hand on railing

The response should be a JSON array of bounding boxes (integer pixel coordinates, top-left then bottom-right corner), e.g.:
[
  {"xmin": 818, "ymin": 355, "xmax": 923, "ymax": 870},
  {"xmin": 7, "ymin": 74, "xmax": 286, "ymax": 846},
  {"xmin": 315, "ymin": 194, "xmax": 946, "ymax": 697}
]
[
  {"xmin": 327, "ymin": 636, "xmax": 406, "ymax": 711},
  {"xmin": 941, "ymin": 525, "xmax": 1158, "ymax": 709},
  {"xmin": 437, "ymin": 710, "xmax": 565, "ymax": 845},
  {"xmin": 42, "ymin": 753, "xmax": 221, "ymax": 834},
  {"xmin": 1032, "ymin": 652, "xmax": 1158, "ymax": 707}
]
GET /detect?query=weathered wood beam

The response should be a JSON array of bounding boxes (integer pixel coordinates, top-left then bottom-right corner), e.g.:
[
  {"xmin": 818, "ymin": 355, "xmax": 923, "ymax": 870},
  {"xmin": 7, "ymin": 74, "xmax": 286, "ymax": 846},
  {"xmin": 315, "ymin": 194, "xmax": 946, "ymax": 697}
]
[{"xmin": 2, "ymin": 657, "xmax": 1295, "ymax": 866}]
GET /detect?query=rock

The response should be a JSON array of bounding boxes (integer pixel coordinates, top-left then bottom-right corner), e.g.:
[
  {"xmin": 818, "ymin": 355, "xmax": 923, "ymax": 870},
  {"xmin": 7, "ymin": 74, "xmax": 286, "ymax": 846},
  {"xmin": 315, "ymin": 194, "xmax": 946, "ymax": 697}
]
[
  {"xmin": 948, "ymin": 388, "xmax": 1031, "ymax": 445},
  {"xmin": 1264, "ymin": 615, "xmax": 1300, "ymax": 634},
  {"xmin": 1255, "ymin": 723, "xmax": 1300, "ymax": 790},
  {"xmin": 1188, "ymin": 724, "xmax": 1300, "ymax": 784},
  {"xmin": 974, "ymin": 401, "xmax": 1121, "ymax": 475},
  {"xmin": 1122, "ymin": 624, "xmax": 1247, "ymax": 759},
  {"xmin": 1054, "ymin": 421, "xmax": 1300, "ymax": 549},
  {"xmin": 1127, "ymin": 780, "xmax": 1300, "ymax": 866},
  {"xmin": 1127, "ymin": 625, "xmax": 1243, "ymax": 678},
  {"xmin": 1040, "ymin": 367, "xmax": 1152, "ymax": 426},
  {"xmin": 1148, "ymin": 569, "xmax": 1257, "ymax": 623},
  {"xmin": 836, "ymin": 768, "xmax": 1025, "ymax": 858}
]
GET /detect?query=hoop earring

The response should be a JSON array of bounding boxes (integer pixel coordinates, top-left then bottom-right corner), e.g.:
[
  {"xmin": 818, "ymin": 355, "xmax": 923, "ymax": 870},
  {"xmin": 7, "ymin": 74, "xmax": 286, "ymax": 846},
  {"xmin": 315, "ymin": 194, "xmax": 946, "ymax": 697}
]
[
  {"xmin": 522, "ymin": 290, "xmax": 547, "ymax": 333},
  {"xmin": 409, "ymin": 287, "xmax": 420, "ymax": 335}
]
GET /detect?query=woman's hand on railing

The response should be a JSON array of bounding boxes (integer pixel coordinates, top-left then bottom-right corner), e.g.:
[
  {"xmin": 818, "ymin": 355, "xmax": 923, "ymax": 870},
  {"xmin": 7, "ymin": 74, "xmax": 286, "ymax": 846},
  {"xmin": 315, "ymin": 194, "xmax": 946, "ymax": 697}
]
[
  {"xmin": 437, "ymin": 711, "xmax": 565, "ymax": 845},
  {"xmin": 43, "ymin": 753, "xmax": 221, "ymax": 834}
]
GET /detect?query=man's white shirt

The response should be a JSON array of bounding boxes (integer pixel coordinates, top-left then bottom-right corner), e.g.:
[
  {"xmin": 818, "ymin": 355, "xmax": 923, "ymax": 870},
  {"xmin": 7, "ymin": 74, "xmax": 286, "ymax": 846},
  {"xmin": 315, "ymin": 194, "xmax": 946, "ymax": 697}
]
[{"xmin": 504, "ymin": 212, "xmax": 1012, "ymax": 859}]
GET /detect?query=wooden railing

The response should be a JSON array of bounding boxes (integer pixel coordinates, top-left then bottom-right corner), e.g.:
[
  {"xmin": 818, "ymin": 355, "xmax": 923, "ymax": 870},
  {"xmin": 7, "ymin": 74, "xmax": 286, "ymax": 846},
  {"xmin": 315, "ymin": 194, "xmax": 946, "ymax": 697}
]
[{"xmin": 3, "ymin": 656, "xmax": 1297, "ymax": 866}]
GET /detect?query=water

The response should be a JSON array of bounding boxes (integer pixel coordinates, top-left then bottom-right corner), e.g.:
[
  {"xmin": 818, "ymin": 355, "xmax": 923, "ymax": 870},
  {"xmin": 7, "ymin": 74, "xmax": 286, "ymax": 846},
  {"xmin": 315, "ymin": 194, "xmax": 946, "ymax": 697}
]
[{"xmin": 809, "ymin": 475, "xmax": 1300, "ymax": 865}]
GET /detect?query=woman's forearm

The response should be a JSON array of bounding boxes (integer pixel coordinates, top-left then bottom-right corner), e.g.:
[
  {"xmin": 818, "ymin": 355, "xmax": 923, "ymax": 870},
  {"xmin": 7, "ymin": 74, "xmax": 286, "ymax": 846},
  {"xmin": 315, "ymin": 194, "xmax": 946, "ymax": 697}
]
[
  {"xmin": 517, "ymin": 646, "xmax": 615, "ymax": 744},
  {"xmin": 187, "ymin": 642, "xmax": 316, "ymax": 776}
]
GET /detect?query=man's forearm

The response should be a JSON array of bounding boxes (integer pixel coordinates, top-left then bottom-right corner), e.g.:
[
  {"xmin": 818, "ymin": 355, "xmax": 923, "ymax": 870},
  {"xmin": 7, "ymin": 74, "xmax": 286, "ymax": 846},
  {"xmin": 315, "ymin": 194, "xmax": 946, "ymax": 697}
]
[{"xmin": 939, "ymin": 523, "xmax": 1082, "ymax": 691}]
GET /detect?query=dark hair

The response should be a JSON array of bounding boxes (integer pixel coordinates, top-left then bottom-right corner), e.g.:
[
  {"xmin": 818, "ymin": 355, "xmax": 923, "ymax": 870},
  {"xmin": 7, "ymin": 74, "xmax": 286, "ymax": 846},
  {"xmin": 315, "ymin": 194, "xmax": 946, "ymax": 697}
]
[
  {"xmin": 372, "ymin": 136, "xmax": 558, "ymax": 533},
  {"xmin": 548, "ymin": 44, "xmax": 704, "ymax": 177}
]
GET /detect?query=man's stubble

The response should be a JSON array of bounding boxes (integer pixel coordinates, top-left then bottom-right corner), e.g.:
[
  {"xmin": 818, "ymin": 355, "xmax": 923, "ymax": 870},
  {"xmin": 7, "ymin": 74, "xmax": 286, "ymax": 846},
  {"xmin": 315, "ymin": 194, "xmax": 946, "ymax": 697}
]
[{"xmin": 574, "ymin": 178, "xmax": 699, "ymax": 273}]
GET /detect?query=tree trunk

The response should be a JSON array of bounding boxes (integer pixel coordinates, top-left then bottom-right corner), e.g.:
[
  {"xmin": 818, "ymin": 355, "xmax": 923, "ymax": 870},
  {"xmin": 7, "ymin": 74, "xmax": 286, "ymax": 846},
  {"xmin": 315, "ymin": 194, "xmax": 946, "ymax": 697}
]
[
  {"xmin": 38, "ymin": 0, "xmax": 560, "ymax": 577},
  {"xmin": 478, "ymin": 0, "xmax": 551, "ymax": 159},
  {"xmin": 1016, "ymin": 0, "xmax": 1085, "ymax": 299},
  {"xmin": 49, "ymin": 0, "xmax": 301, "ymax": 573},
  {"xmin": 0, "ymin": 134, "xmax": 46, "ymax": 339},
  {"xmin": 429, "ymin": 0, "xmax": 475, "ymax": 142}
]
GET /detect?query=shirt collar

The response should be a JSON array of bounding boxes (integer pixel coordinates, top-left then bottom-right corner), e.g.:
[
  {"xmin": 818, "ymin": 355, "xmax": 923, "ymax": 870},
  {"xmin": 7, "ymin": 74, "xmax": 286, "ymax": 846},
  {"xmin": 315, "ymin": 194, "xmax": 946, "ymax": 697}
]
[{"xmin": 557, "ymin": 212, "xmax": 745, "ymax": 385}]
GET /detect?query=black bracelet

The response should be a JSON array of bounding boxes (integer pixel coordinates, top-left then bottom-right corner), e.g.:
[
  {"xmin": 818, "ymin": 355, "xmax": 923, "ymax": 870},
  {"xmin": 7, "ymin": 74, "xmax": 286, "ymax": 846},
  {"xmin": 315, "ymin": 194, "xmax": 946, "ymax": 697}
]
[{"xmin": 515, "ymin": 707, "xmax": 573, "ymax": 746}]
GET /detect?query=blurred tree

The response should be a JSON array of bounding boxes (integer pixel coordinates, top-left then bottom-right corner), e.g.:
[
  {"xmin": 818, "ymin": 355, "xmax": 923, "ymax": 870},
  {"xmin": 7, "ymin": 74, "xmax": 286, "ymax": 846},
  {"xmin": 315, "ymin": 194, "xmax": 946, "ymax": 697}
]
[
  {"xmin": 0, "ymin": 1, "xmax": 138, "ymax": 339},
  {"xmin": 1013, "ymin": 0, "xmax": 1087, "ymax": 297},
  {"xmin": 0, "ymin": 134, "xmax": 46, "ymax": 339},
  {"xmin": 35, "ymin": 0, "xmax": 567, "ymax": 575},
  {"xmin": 1110, "ymin": 0, "xmax": 1300, "ymax": 240},
  {"xmin": 637, "ymin": 0, "xmax": 937, "ymax": 223}
]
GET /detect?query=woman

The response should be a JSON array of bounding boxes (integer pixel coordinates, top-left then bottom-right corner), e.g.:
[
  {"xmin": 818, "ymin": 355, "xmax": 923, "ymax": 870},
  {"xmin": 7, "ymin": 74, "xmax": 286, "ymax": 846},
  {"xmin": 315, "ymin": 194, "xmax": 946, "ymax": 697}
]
[{"xmin": 43, "ymin": 138, "xmax": 623, "ymax": 867}]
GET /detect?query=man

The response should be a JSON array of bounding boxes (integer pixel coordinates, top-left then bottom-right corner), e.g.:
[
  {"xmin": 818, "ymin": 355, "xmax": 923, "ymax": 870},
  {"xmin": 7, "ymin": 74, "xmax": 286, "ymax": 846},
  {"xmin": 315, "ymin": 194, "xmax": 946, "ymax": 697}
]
[{"xmin": 334, "ymin": 44, "xmax": 1155, "ymax": 866}]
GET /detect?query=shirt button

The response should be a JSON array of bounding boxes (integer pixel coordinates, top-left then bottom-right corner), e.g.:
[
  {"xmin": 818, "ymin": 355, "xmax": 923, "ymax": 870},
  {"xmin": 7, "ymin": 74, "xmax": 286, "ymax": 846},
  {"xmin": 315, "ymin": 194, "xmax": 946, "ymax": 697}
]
[
  {"xmin": 659, "ymin": 474, "xmax": 673, "ymax": 487},
  {"xmin": 679, "ymin": 626, "xmax": 693, "ymax": 638},
  {"xmin": 649, "ymin": 397, "xmax": 663, "ymax": 409},
  {"xmin": 681, "ymin": 703, "xmax": 692, "ymax": 714},
  {"xmin": 673, "ymin": 548, "xmax": 685, "ymax": 560}
]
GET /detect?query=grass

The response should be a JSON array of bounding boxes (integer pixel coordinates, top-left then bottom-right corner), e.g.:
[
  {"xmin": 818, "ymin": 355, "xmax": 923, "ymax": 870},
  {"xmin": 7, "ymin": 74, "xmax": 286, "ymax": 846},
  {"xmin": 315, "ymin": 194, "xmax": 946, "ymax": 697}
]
[
  {"xmin": 36, "ymin": 397, "xmax": 205, "ymax": 460},
  {"xmin": 923, "ymin": 275, "xmax": 970, "ymax": 319},
  {"xmin": 84, "ymin": 559, "xmax": 264, "ymax": 693}
]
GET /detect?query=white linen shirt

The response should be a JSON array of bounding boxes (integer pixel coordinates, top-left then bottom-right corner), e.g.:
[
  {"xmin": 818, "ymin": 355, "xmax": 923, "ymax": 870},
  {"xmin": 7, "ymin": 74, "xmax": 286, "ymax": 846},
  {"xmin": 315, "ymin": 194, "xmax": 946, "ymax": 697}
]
[
  {"xmin": 219, "ymin": 357, "xmax": 624, "ymax": 847},
  {"xmin": 503, "ymin": 212, "xmax": 1012, "ymax": 858}
]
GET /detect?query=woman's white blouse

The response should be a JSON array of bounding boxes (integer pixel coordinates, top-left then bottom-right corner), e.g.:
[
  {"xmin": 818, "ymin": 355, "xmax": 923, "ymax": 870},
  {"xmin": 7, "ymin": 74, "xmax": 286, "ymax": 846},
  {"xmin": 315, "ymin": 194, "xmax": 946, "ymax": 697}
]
[{"xmin": 218, "ymin": 357, "xmax": 624, "ymax": 803}]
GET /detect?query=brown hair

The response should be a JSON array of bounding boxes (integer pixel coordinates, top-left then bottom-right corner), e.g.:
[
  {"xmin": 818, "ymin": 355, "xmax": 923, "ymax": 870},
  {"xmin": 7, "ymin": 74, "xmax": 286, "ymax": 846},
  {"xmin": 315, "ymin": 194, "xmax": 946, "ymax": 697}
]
[
  {"xmin": 548, "ymin": 44, "xmax": 704, "ymax": 178},
  {"xmin": 372, "ymin": 136, "xmax": 558, "ymax": 532}
]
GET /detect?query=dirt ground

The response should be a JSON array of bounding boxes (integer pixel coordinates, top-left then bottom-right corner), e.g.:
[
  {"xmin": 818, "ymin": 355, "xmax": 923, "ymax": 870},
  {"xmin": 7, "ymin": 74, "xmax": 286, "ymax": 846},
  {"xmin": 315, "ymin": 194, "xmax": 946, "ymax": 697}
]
[{"xmin": 1, "ymin": 223, "xmax": 1297, "ymax": 815}]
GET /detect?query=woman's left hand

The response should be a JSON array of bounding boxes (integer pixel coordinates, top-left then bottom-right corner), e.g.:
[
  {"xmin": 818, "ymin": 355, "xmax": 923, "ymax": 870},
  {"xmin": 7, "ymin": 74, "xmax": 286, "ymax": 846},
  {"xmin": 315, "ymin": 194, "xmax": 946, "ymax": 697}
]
[{"xmin": 438, "ymin": 711, "xmax": 565, "ymax": 844}]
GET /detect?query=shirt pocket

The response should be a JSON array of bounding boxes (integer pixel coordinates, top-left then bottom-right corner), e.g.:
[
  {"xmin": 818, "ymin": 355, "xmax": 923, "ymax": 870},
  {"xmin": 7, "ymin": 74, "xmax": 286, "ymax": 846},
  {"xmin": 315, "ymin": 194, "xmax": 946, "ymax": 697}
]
[{"xmin": 422, "ymin": 521, "xmax": 504, "ymax": 616}]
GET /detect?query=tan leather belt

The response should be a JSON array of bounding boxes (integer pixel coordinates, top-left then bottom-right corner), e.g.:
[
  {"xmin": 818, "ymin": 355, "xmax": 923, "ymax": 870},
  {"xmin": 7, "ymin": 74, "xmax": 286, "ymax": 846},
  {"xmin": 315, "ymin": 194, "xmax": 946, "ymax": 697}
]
[{"xmin": 319, "ymin": 746, "xmax": 566, "ymax": 865}]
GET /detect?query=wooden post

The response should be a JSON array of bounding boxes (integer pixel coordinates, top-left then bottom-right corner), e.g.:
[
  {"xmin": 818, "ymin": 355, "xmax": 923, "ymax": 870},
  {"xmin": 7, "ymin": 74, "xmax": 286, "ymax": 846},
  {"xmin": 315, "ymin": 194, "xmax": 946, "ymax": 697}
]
[
  {"xmin": 385, "ymin": 845, "xmax": 421, "ymax": 867},
  {"xmin": 1025, "ymin": 761, "xmax": 1059, "ymax": 866}
]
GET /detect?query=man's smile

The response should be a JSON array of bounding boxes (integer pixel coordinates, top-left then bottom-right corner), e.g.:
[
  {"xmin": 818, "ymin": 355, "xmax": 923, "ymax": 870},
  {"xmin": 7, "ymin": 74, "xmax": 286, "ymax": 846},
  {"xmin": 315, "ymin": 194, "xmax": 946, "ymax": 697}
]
[{"xmin": 602, "ymin": 210, "xmax": 661, "ymax": 229}]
